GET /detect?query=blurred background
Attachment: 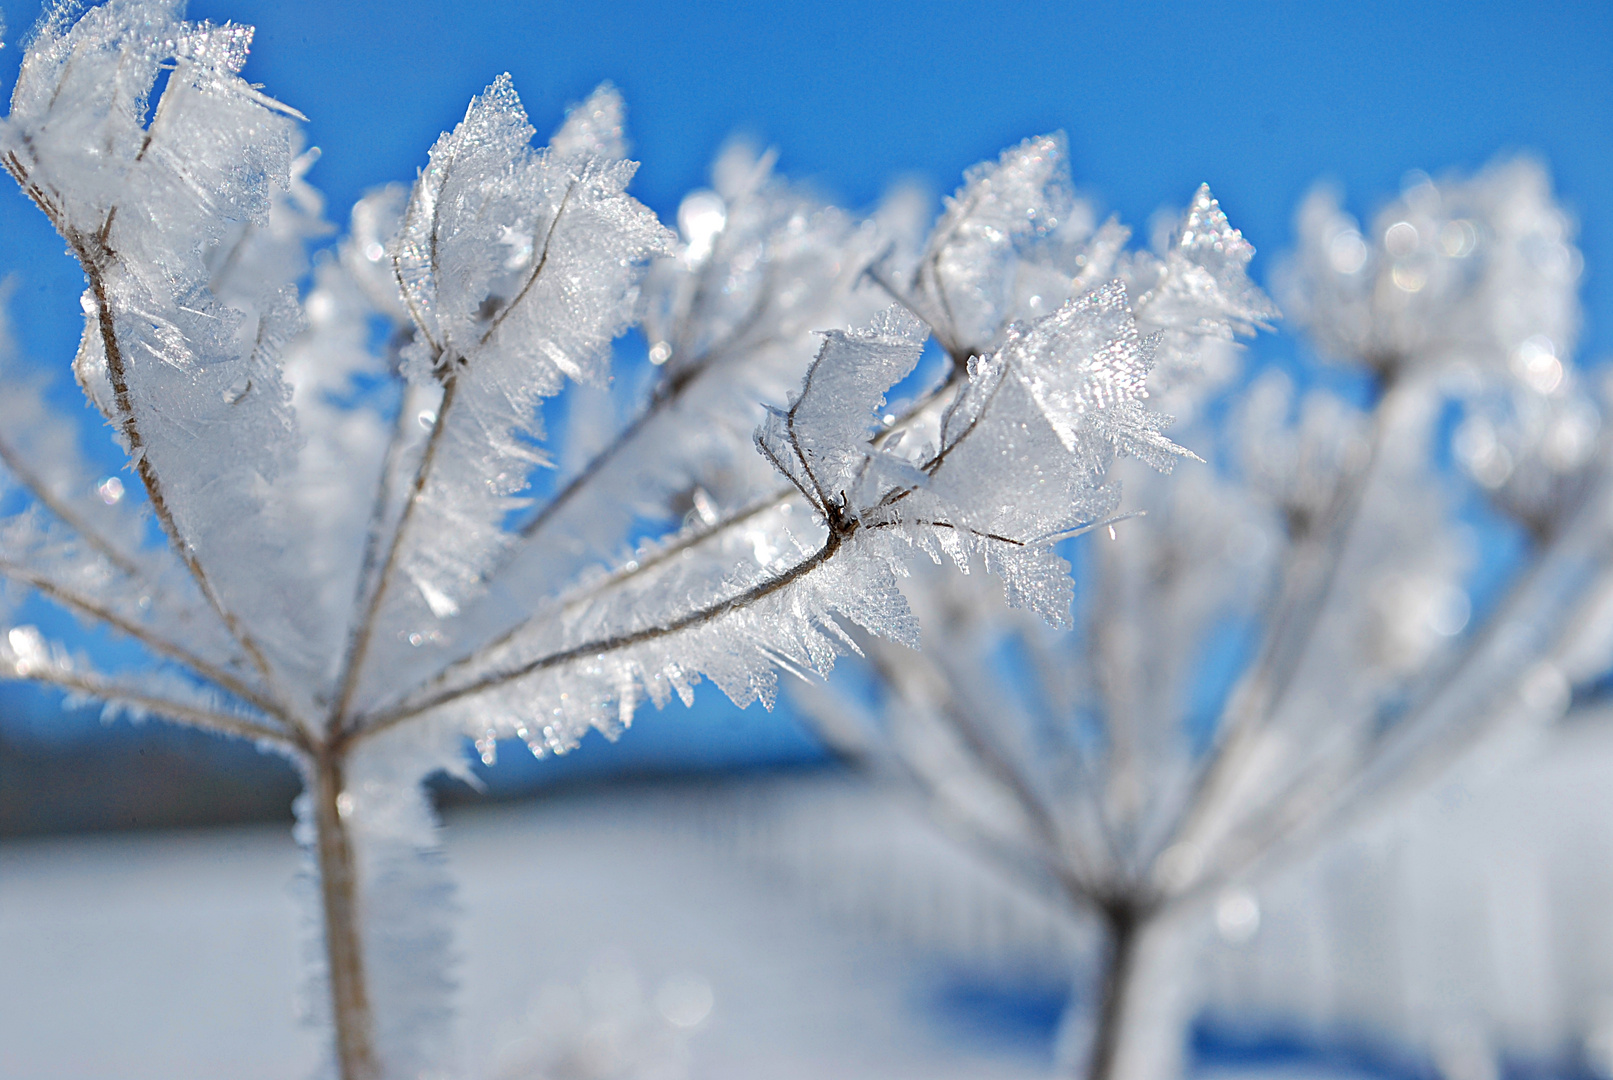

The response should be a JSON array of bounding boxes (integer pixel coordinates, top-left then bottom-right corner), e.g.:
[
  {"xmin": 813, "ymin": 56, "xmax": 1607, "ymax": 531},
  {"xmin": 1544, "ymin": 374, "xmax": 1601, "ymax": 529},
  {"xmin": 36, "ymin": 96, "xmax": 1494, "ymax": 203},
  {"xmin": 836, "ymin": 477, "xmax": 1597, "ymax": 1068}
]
[{"xmin": 1, "ymin": 1, "xmax": 1612, "ymax": 1078}]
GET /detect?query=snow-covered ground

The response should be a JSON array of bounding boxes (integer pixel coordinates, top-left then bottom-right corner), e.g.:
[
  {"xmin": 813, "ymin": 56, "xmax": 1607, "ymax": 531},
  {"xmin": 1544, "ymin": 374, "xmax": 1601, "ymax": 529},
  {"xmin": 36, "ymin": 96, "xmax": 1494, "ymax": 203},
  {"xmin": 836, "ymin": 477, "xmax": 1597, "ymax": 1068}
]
[
  {"xmin": 0, "ymin": 773, "xmax": 1072, "ymax": 1080},
  {"xmin": 8, "ymin": 714, "xmax": 1613, "ymax": 1080}
]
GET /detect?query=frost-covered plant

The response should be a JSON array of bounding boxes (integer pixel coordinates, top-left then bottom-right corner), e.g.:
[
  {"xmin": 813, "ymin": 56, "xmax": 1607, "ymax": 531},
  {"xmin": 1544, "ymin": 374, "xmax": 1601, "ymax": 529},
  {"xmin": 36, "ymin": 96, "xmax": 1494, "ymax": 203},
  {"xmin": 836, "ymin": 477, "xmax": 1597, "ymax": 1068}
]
[
  {"xmin": 792, "ymin": 156, "xmax": 1613, "ymax": 1080},
  {"xmin": 0, "ymin": 2, "xmax": 1246, "ymax": 1077}
]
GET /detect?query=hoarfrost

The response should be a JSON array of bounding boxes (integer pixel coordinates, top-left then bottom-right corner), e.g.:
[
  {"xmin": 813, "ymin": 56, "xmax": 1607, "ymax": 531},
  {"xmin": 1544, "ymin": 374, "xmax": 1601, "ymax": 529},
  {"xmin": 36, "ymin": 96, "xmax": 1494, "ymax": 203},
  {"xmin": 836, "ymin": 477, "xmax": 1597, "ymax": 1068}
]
[{"xmin": 0, "ymin": 3, "xmax": 1274, "ymax": 1077}]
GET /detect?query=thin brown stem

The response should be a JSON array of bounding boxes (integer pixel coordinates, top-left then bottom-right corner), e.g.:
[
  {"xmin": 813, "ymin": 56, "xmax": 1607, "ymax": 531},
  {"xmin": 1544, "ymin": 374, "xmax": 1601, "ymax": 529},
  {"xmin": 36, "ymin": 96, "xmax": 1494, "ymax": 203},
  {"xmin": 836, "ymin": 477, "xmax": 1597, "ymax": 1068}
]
[
  {"xmin": 0, "ymin": 558, "xmax": 286, "ymax": 722},
  {"xmin": 0, "ymin": 433, "xmax": 142, "ymax": 579},
  {"xmin": 84, "ymin": 268, "xmax": 287, "ymax": 699},
  {"xmin": 390, "ymin": 161, "xmax": 446, "ymax": 357},
  {"xmin": 479, "ymin": 179, "xmax": 575, "ymax": 348},
  {"xmin": 18, "ymin": 664, "xmax": 292, "ymax": 747},
  {"xmin": 346, "ymin": 529, "xmax": 847, "ymax": 746},
  {"xmin": 399, "ymin": 488, "xmax": 803, "ymax": 716},
  {"xmin": 517, "ymin": 392, "xmax": 661, "ymax": 542},
  {"xmin": 919, "ymin": 358, "xmax": 1007, "ymax": 480},
  {"xmin": 511, "ymin": 289, "xmax": 778, "ymax": 546},
  {"xmin": 312, "ymin": 751, "xmax": 378, "ymax": 1080},
  {"xmin": 329, "ymin": 376, "xmax": 458, "ymax": 729},
  {"xmin": 343, "ymin": 382, "xmax": 427, "ymax": 655},
  {"xmin": 5, "ymin": 150, "xmax": 293, "ymax": 723}
]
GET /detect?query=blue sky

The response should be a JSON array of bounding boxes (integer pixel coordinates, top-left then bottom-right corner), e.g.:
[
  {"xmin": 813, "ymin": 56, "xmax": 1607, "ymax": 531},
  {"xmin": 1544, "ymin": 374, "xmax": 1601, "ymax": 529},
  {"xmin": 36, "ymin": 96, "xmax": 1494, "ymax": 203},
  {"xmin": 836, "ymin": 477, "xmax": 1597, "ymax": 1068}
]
[{"xmin": 0, "ymin": 0, "xmax": 1609, "ymax": 780}]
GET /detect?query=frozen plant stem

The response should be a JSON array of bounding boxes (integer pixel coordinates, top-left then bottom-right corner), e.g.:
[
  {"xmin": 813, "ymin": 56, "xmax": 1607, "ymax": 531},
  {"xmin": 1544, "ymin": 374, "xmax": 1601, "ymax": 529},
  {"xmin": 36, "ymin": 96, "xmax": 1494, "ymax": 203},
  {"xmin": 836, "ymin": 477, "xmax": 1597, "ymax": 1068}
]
[
  {"xmin": 1088, "ymin": 902, "xmax": 1146, "ymax": 1080},
  {"xmin": 329, "ymin": 374, "xmax": 459, "ymax": 732},
  {"xmin": 312, "ymin": 750, "xmax": 378, "ymax": 1080}
]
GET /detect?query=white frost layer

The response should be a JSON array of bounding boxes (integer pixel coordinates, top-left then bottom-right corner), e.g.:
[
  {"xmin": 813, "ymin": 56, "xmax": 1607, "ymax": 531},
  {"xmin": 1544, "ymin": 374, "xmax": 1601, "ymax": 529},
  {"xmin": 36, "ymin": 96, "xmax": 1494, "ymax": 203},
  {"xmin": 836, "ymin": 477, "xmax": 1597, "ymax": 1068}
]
[{"xmin": 0, "ymin": 778, "xmax": 1053, "ymax": 1080}]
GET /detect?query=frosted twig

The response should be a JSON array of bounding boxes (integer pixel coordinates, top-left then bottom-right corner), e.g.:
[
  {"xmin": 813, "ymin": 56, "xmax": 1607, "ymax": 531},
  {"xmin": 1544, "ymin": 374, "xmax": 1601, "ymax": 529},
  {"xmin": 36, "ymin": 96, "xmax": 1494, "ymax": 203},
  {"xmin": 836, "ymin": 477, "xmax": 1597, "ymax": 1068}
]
[
  {"xmin": 0, "ymin": 432, "xmax": 143, "ymax": 579},
  {"xmin": 332, "ymin": 172, "xmax": 581, "ymax": 728},
  {"xmin": 0, "ymin": 558, "xmax": 284, "ymax": 721},
  {"xmin": 3, "ymin": 150, "xmax": 294, "ymax": 717},
  {"xmin": 480, "ymin": 179, "xmax": 576, "ymax": 348},
  {"xmin": 511, "ymin": 263, "xmax": 779, "ymax": 545},
  {"xmin": 347, "ymin": 529, "xmax": 849, "ymax": 744},
  {"xmin": 328, "ymin": 375, "xmax": 457, "ymax": 729},
  {"xmin": 17, "ymin": 663, "xmax": 292, "ymax": 747},
  {"xmin": 1173, "ymin": 472, "xmax": 1603, "ymax": 912},
  {"xmin": 423, "ymin": 350, "xmax": 971, "ymax": 711},
  {"xmin": 861, "ymin": 637, "xmax": 1106, "ymax": 907}
]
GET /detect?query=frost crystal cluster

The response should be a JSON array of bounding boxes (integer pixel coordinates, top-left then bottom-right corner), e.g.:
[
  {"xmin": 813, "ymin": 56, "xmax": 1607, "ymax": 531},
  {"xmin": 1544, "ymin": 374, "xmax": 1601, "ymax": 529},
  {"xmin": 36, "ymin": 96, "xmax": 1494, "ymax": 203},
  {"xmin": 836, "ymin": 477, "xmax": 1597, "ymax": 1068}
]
[
  {"xmin": 0, "ymin": 2, "xmax": 1262, "ymax": 1077},
  {"xmin": 796, "ymin": 156, "xmax": 1613, "ymax": 1079}
]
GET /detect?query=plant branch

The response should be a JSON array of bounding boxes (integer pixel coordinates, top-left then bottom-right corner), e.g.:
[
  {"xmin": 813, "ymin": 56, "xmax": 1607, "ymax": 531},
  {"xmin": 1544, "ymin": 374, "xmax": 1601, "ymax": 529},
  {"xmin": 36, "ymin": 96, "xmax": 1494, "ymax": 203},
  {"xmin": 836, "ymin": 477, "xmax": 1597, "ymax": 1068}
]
[
  {"xmin": 1158, "ymin": 381, "xmax": 1396, "ymax": 859},
  {"xmin": 328, "ymin": 374, "xmax": 458, "ymax": 730},
  {"xmin": 0, "ymin": 557, "xmax": 288, "ymax": 722},
  {"xmin": 862, "ymin": 634, "xmax": 1104, "ymax": 906},
  {"xmin": 0, "ymin": 433, "xmax": 142, "ymax": 579},
  {"xmin": 390, "ymin": 164, "xmax": 446, "ymax": 357},
  {"xmin": 511, "ymin": 272, "xmax": 777, "ymax": 546},
  {"xmin": 479, "ymin": 178, "xmax": 576, "ymax": 348},
  {"xmin": 397, "ymin": 487, "xmax": 805, "ymax": 718},
  {"xmin": 13, "ymin": 663, "xmax": 293, "ymax": 747},
  {"xmin": 84, "ymin": 265, "xmax": 293, "ymax": 704},
  {"xmin": 1087, "ymin": 903, "xmax": 1147, "ymax": 1080},
  {"xmin": 346, "ymin": 528, "xmax": 848, "ymax": 746},
  {"xmin": 338, "ymin": 379, "xmax": 427, "ymax": 684},
  {"xmin": 310, "ymin": 750, "xmax": 379, "ymax": 1080},
  {"xmin": 1168, "ymin": 481, "xmax": 1609, "ymax": 914},
  {"xmin": 333, "ymin": 172, "xmax": 586, "ymax": 726},
  {"xmin": 5, "ymin": 150, "xmax": 294, "ymax": 720},
  {"xmin": 419, "ymin": 338, "xmax": 973, "ymax": 713}
]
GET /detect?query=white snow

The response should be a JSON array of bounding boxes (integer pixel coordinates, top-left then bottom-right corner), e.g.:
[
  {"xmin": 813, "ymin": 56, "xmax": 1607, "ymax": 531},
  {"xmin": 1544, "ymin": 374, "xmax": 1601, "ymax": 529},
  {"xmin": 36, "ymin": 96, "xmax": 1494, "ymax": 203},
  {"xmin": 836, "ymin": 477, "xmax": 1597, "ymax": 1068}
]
[{"xmin": 0, "ymin": 774, "xmax": 1059, "ymax": 1080}]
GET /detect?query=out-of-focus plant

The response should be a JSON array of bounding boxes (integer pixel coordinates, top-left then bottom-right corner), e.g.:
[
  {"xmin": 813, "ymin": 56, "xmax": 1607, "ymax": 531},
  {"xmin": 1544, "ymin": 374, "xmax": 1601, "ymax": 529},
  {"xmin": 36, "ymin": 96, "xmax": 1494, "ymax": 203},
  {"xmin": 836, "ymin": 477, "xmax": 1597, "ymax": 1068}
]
[
  {"xmin": 0, "ymin": 2, "xmax": 1261, "ymax": 1076},
  {"xmin": 1197, "ymin": 707, "xmax": 1613, "ymax": 1080},
  {"xmin": 793, "ymin": 156, "xmax": 1613, "ymax": 1080}
]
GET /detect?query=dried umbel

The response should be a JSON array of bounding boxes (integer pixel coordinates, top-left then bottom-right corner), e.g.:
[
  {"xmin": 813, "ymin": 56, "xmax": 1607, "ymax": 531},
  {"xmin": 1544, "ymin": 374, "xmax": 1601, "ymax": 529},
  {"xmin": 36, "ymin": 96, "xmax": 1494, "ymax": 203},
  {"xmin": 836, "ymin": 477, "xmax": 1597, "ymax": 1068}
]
[
  {"xmin": 795, "ymin": 157, "xmax": 1613, "ymax": 1080},
  {"xmin": 1281, "ymin": 158, "xmax": 1597, "ymax": 537},
  {"xmin": 0, "ymin": 1, "xmax": 1264, "ymax": 1076}
]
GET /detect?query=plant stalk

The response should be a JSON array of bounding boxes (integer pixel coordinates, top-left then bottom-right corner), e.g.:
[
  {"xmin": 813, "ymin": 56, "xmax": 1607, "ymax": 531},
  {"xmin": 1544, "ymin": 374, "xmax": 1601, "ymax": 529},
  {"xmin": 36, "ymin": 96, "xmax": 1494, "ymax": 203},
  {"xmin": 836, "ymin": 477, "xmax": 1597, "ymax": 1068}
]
[
  {"xmin": 1086, "ymin": 902, "xmax": 1145, "ymax": 1080},
  {"xmin": 313, "ymin": 751, "xmax": 378, "ymax": 1080}
]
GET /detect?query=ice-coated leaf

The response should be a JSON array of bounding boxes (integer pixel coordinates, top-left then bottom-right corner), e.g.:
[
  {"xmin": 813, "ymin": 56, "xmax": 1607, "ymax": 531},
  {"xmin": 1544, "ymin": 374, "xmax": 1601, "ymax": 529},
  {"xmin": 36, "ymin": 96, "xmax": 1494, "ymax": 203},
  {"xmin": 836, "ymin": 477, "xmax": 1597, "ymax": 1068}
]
[
  {"xmin": 900, "ymin": 132, "xmax": 1077, "ymax": 357},
  {"xmin": 364, "ymin": 73, "xmax": 672, "ymax": 690},
  {"xmin": 1134, "ymin": 185, "xmax": 1278, "ymax": 341},
  {"xmin": 1006, "ymin": 281, "xmax": 1165, "ymax": 453},
  {"xmin": 549, "ymin": 82, "xmax": 627, "ymax": 162},
  {"xmin": 1118, "ymin": 185, "xmax": 1279, "ymax": 403},
  {"xmin": 756, "ymin": 306, "xmax": 929, "ymax": 511}
]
